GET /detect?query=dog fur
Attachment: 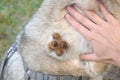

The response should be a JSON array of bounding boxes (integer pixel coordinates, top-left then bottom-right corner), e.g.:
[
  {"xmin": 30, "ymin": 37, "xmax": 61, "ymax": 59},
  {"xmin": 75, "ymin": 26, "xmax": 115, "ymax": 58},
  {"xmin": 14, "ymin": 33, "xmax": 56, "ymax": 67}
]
[{"xmin": 2, "ymin": 0, "xmax": 120, "ymax": 80}]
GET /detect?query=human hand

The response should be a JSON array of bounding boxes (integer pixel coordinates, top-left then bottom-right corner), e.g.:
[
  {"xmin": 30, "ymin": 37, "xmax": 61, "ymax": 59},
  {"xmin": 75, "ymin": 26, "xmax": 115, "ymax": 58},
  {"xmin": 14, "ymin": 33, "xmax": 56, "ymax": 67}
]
[{"xmin": 65, "ymin": 1, "xmax": 120, "ymax": 67}]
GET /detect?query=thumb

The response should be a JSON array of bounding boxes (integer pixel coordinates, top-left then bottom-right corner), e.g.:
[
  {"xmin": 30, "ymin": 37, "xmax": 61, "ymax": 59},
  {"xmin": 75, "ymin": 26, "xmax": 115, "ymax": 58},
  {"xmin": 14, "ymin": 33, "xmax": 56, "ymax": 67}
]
[{"xmin": 80, "ymin": 53, "xmax": 99, "ymax": 61}]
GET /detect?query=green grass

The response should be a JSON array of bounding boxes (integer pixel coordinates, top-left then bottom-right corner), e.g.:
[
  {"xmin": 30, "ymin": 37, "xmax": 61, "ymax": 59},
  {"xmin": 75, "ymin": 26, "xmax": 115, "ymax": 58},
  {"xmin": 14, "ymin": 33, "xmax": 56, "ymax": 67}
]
[{"xmin": 0, "ymin": 0, "xmax": 43, "ymax": 60}]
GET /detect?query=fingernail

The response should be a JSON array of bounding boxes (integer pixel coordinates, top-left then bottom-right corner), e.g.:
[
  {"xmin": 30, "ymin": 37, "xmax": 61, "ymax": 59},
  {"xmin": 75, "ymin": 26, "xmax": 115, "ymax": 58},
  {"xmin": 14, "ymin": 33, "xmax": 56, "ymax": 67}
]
[
  {"xmin": 66, "ymin": 6, "xmax": 73, "ymax": 11},
  {"xmin": 65, "ymin": 14, "xmax": 71, "ymax": 19}
]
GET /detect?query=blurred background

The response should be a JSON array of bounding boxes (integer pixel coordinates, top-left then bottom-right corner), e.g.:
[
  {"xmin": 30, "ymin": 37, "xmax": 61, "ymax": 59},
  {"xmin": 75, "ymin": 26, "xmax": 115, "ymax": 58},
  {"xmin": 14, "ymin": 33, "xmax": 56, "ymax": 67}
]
[{"xmin": 0, "ymin": 0, "xmax": 43, "ymax": 61}]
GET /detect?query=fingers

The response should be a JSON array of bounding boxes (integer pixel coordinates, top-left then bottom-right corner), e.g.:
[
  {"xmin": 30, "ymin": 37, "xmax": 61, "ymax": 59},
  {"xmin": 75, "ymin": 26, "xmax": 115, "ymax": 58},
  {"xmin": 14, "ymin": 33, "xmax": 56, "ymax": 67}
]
[
  {"xmin": 98, "ymin": 1, "xmax": 117, "ymax": 23},
  {"xmin": 80, "ymin": 53, "xmax": 99, "ymax": 61},
  {"xmin": 84, "ymin": 10, "xmax": 107, "ymax": 26},
  {"xmin": 65, "ymin": 13, "xmax": 92, "ymax": 39},
  {"xmin": 65, "ymin": 7, "xmax": 104, "ymax": 42},
  {"xmin": 80, "ymin": 53, "xmax": 115, "ymax": 64},
  {"xmin": 66, "ymin": 6, "xmax": 99, "ymax": 31}
]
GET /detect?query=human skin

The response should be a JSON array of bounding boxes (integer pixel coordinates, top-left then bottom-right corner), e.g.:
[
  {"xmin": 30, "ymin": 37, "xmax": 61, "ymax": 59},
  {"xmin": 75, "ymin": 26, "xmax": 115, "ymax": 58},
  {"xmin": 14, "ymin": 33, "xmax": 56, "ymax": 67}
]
[{"xmin": 65, "ymin": 1, "xmax": 120, "ymax": 67}]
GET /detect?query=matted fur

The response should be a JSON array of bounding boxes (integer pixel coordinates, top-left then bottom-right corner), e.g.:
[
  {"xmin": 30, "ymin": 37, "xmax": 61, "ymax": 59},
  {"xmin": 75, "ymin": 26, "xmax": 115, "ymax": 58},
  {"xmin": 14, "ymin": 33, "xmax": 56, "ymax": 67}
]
[{"xmin": 2, "ymin": 0, "xmax": 120, "ymax": 80}]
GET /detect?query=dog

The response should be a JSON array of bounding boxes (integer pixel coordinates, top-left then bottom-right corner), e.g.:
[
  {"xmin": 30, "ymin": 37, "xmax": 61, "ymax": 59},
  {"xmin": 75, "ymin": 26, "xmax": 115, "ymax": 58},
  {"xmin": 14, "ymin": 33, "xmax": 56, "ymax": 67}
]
[{"xmin": 1, "ymin": 0, "xmax": 120, "ymax": 80}]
